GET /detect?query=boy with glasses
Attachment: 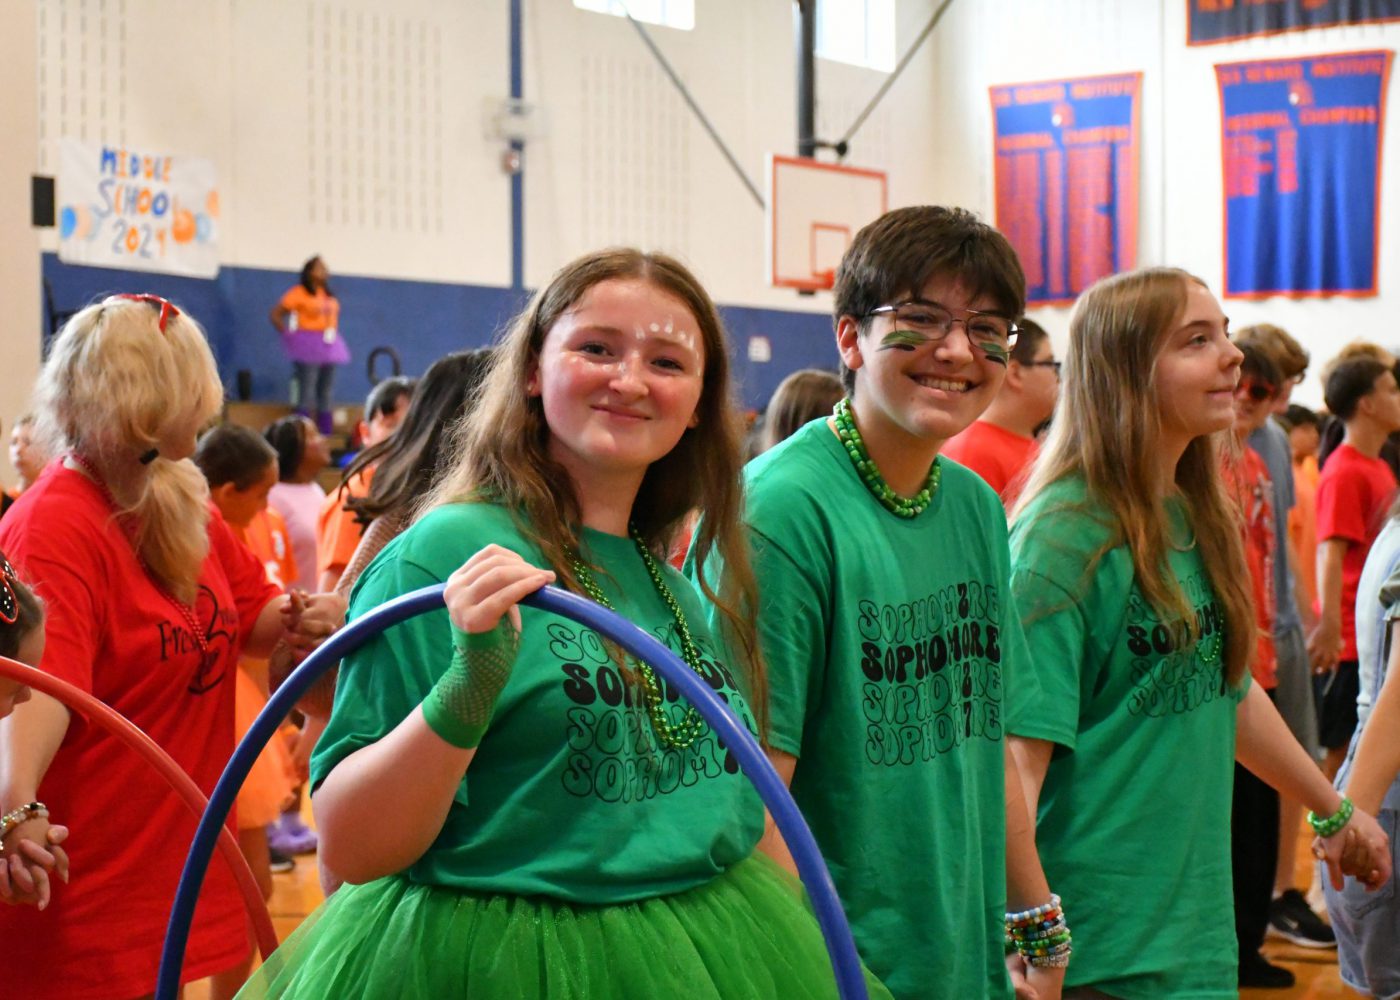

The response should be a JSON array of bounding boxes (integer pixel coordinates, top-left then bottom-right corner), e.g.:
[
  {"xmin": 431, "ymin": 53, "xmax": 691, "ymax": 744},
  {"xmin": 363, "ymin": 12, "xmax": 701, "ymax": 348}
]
[
  {"xmin": 694, "ymin": 206, "xmax": 1060, "ymax": 999},
  {"xmin": 943, "ymin": 318, "xmax": 1060, "ymax": 508}
]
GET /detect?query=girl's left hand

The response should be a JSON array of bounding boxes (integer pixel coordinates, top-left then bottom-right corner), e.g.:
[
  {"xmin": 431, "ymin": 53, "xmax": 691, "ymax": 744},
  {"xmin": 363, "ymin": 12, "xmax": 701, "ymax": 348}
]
[{"xmin": 1315, "ymin": 807, "xmax": 1392, "ymax": 890}]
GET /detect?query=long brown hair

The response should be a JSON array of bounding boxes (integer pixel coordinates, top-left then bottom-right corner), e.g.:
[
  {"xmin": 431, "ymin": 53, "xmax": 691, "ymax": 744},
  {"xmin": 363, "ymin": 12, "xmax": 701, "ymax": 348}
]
[
  {"xmin": 35, "ymin": 297, "xmax": 224, "ymax": 605},
  {"xmin": 1014, "ymin": 267, "xmax": 1253, "ymax": 686},
  {"xmin": 426, "ymin": 249, "xmax": 765, "ymax": 715}
]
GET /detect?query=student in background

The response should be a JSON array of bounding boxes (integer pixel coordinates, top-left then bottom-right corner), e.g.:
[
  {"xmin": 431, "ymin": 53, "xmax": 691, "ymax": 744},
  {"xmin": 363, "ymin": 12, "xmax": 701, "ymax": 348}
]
[
  {"xmin": 1309, "ymin": 358, "xmax": 1400, "ymax": 780},
  {"xmin": 1283, "ymin": 404, "xmax": 1322, "ymax": 615},
  {"xmin": 0, "ymin": 295, "xmax": 342, "ymax": 998},
  {"xmin": 757, "ymin": 369, "xmax": 843, "ymax": 453},
  {"xmin": 0, "ymin": 552, "xmax": 71, "ymax": 910},
  {"xmin": 195, "ymin": 424, "xmax": 302, "ymax": 894},
  {"xmin": 336, "ymin": 350, "xmax": 494, "ymax": 598},
  {"xmin": 317, "ymin": 377, "xmax": 417, "ymax": 591},
  {"xmin": 263, "ymin": 414, "xmax": 335, "ymax": 857},
  {"xmin": 270, "ymin": 256, "xmax": 350, "ymax": 436},
  {"xmin": 1327, "ymin": 490, "xmax": 1400, "ymax": 999},
  {"xmin": 942, "ymin": 317, "xmax": 1060, "ymax": 508},
  {"xmin": 9, "ymin": 414, "xmax": 48, "ymax": 494},
  {"xmin": 1232, "ymin": 326, "xmax": 1335, "ymax": 949}
]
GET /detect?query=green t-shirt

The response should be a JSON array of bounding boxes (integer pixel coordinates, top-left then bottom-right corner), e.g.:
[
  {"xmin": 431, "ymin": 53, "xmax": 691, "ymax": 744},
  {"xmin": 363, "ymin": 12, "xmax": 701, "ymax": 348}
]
[
  {"xmin": 693, "ymin": 418, "xmax": 1039, "ymax": 1000},
  {"xmin": 1009, "ymin": 477, "xmax": 1249, "ymax": 999},
  {"xmin": 311, "ymin": 502, "xmax": 764, "ymax": 904}
]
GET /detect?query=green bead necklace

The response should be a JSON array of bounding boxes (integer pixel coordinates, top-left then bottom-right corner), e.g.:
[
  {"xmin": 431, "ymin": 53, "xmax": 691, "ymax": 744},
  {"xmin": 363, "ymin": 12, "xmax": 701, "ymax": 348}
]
[
  {"xmin": 832, "ymin": 398, "xmax": 941, "ymax": 518},
  {"xmin": 571, "ymin": 528, "xmax": 707, "ymax": 751}
]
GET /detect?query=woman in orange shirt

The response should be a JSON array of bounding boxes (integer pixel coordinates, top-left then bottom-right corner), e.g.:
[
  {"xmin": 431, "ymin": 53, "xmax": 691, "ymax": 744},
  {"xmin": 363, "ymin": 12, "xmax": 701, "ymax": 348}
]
[{"xmin": 270, "ymin": 256, "xmax": 350, "ymax": 436}]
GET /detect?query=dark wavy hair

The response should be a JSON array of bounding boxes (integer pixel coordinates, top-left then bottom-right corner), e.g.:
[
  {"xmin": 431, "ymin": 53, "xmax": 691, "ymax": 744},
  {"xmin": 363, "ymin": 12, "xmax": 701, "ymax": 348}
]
[{"xmin": 342, "ymin": 350, "xmax": 494, "ymax": 525}]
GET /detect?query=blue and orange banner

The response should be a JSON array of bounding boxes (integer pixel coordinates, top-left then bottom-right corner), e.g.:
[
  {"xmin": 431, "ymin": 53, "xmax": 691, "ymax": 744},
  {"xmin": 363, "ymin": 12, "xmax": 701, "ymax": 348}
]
[
  {"xmin": 1189, "ymin": 0, "xmax": 1400, "ymax": 46},
  {"xmin": 990, "ymin": 73, "xmax": 1141, "ymax": 308},
  {"xmin": 1216, "ymin": 51, "xmax": 1392, "ymax": 299}
]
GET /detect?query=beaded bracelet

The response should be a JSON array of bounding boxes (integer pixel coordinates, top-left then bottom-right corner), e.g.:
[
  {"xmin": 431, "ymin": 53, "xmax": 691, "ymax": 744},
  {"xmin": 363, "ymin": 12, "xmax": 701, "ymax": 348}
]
[
  {"xmin": 1006, "ymin": 894, "xmax": 1072, "ymax": 969},
  {"xmin": 1308, "ymin": 797, "xmax": 1355, "ymax": 838},
  {"xmin": 0, "ymin": 802, "xmax": 49, "ymax": 841},
  {"xmin": 1006, "ymin": 894, "xmax": 1062, "ymax": 929}
]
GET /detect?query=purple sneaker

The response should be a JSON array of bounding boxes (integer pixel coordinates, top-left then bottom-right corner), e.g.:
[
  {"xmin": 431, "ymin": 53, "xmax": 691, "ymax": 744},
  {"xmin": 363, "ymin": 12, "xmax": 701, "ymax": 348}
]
[{"xmin": 268, "ymin": 815, "xmax": 318, "ymax": 855}]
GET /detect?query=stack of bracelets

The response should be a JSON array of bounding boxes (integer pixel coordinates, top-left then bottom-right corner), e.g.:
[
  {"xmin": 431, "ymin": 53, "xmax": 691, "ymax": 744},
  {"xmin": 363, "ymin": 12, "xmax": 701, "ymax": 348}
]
[
  {"xmin": 0, "ymin": 801, "xmax": 49, "ymax": 842},
  {"xmin": 1006, "ymin": 893, "xmax": 1072, "ymax": 969},
  {"xmin": 1306, "ymin": 796, "xmax": 1354, "ymax": 838}
]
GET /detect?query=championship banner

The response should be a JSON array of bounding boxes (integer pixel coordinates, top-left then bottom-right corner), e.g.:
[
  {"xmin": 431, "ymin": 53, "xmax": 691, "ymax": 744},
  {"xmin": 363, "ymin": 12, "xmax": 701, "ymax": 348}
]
[
  {"xmin": 58, "ymin": 138, "xmax": 220, "ymax": 278},
  {"xmin": 1189, "ymin": 0, "xmax": 1400, "ymax": 46},
  {"xmin": 1216, "ymin": 51, "xmax": 1392, "ymax": 299},
  {"xmin": 990, "ymin": 73, "xmax": 1141, "ymax": 308}
]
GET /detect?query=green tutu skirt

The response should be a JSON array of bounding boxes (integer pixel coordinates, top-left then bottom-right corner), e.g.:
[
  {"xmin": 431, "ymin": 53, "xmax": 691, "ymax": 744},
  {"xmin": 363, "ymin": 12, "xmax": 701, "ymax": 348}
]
[{"xmin": 239, "ymin": 853, "xmax": 892, "ymax": 998}]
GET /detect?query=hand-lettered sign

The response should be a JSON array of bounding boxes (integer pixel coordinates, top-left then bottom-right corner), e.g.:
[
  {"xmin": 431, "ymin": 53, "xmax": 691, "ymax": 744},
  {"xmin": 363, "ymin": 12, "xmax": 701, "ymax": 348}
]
[{"xmin": 58, "ymin": 138, "xmax": 220, "ymax": 278}]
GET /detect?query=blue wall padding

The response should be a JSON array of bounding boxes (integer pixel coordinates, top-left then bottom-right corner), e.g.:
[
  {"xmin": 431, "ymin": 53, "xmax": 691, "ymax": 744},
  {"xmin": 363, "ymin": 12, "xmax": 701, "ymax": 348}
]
[{"xmin": 41, "ymin": 255, "xmax": 838, "ymax": 411}]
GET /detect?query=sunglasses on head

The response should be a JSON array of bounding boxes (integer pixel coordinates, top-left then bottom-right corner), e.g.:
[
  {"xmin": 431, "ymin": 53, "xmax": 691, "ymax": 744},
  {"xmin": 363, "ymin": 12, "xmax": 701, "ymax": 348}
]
[{"xmin": 109, "ymin": 293, "xmax": 181, "ymax": 333}]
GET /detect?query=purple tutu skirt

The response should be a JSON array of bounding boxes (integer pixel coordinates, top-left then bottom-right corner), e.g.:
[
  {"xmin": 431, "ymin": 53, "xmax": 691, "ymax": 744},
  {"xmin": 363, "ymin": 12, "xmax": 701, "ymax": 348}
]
[{"xmin": 283, "ymin": 328, "xmax": 351, "ymax": 366}]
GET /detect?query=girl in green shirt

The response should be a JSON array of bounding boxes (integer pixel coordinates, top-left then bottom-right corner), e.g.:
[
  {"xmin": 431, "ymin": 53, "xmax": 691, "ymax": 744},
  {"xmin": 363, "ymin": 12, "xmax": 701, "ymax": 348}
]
[
  {"xmin": 240, "ymin": 249, "xmax": 891, "ymax": 999},
  {"xmin": 1007, "ymin": 266, "xmax": 1391, "ymax": 999}
]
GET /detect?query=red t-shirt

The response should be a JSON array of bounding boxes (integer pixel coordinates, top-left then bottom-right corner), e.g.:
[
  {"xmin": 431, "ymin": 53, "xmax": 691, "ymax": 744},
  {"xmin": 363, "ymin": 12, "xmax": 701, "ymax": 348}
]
[
  {"xmin": 1316, "ymin": 443, "xmax": 1397, "ymax": 661},
  {"xmin": 1225, "ymin": 446, "xmax": 1277, "ymax": 687},
  {"xmin": 0, "ymin": 466, "xmax": 280, "ymax": 998},
  {"xmin": 941, "ymin": 419, "xmax": 1038, "ymax": 508}
]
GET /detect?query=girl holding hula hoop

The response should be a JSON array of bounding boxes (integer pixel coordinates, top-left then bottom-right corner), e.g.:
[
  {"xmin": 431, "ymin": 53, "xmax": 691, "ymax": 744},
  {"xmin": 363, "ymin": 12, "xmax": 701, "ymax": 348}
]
[
  {"xmin": 241, "ymin": 249, "xmax": 891, "ymax": 999},
  {"xmin": 1007, "ymin": 267, "xmax": 1392, "ymax": 999}
]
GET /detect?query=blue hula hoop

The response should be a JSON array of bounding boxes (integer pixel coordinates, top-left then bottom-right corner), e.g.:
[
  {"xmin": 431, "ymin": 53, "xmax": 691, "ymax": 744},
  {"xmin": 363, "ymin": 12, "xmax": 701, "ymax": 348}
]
[{"xmin": 156, "ymin": 584, "xmax": 868, "ymax": 1000}]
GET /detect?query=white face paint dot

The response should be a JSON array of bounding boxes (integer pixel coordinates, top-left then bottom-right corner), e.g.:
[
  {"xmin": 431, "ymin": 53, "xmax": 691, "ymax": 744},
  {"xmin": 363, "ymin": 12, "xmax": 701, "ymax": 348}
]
[
  {"xmin": 663, "ymin": 319, "xmax": 674, "ymax": 335},
  {"xmin": 649, "ymin": 323, "xmax": 660, "ymax": 333}
]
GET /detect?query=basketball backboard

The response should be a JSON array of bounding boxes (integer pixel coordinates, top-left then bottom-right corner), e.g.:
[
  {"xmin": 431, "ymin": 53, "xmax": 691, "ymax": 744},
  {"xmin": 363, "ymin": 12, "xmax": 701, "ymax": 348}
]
[{"xmin": 766, "ymin": 154, "xmax": 888, "ymax": 292}]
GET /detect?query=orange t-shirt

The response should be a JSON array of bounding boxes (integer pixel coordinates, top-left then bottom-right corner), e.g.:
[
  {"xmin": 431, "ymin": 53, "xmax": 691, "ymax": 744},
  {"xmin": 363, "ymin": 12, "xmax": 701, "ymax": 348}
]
[
  {"xmin": 279, "ymin": 285, "xmax": 340, "ymax": 333},
  {"xmin": 941, "ymin": 419, "xmax": 1038, "ymax": 509},
  {"xmin": 235, "ymin": 507, "xmax": 298, "ymax": 592},
  {"xmin": 1290, "ymin": 455, "xmax": 1319, "ymax": 614},
  {"xmin": 317, "ymin": 466, "xmax": 374, "ymax": 585}
]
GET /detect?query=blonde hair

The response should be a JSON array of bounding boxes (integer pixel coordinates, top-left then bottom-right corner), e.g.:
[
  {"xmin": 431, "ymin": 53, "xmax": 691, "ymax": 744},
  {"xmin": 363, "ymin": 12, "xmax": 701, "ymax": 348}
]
[
  {"xmin": 35, "ymin": 297, "xmax": 225, "ymax": 604},
  {"xmin": 1014, "ymin": 267, "xmax": 1253, "ymax": 686},
  {"xmin": 426, "ymin": 249, "xmax": 765, "ymax": 722}
]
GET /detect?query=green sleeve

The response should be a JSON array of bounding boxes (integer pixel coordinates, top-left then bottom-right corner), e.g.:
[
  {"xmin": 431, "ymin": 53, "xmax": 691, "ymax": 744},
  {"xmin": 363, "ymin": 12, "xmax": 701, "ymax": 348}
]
[
  {"xmin": 310, "ymin": 555, "xmax": 455, "ymax": 791},
  {"xmin": 747, "ymin": 527, "xmax": 830, "ymax": 758},
  {"xmin": 998, "ymin": 584, "xmax": 1046, "ymax": 737},
  {"xmin": 1008, "ymin": 566, "xmax": 1084, "ymax": 749}
]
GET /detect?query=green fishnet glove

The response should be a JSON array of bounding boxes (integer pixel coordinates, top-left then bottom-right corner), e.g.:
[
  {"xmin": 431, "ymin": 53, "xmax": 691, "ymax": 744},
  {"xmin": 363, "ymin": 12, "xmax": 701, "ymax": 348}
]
[{"xmin": 421, "ymin": 619, "xmax": 521, "ymax": 749}]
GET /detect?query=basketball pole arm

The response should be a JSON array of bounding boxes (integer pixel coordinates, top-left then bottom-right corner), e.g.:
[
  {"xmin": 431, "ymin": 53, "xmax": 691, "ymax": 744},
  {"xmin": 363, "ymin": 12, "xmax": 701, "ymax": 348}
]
[
  {"xmin": 619, "ymin": 6, "xmax": 766, "ymax": 209},
  {"xmin": 838, "ymin": 0, "xmax": 957, "ymax": 150}
]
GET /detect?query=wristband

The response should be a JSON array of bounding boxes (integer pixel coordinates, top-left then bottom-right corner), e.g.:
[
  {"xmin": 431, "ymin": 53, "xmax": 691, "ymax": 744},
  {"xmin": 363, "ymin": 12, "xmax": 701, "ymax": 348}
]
[
  {"xmin": 1308, "ymin": 797, "xmax": 1355, "ymax": 838},
  {"xmin": 0, "ymin": 802, "xmax": 49, "ymax": 841},
  {"xmin": 421, "ymin": 620, "xmax": 520, "ymax": 749}
]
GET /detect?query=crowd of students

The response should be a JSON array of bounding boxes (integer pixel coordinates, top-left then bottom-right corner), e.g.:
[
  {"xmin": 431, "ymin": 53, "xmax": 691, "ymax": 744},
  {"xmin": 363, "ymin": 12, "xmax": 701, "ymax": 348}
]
[{"xmin": 0, "ymin": 207, "xmax": 1397, "ymax": 1000}]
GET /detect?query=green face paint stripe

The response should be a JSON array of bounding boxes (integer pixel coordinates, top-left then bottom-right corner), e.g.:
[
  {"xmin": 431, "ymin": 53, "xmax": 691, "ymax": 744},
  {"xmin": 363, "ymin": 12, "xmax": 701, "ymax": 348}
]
[
  {"xmin": 976, "ymin": 342, "xmax": 1009, "ymax": 365},
  {"xmin": 878, "ymin": 329, "xmax": 928, "ymax": 351}
]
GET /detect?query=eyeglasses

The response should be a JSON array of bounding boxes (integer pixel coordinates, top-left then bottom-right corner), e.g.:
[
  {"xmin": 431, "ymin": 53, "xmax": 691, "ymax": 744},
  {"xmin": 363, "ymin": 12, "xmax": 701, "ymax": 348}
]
[
  {"xmin": 1237, "ymin": 380, "xmax": 1277, "ymax": 403},
  {"xmin": 109, "ymin": 293, "xmax": 181, "ymax": 333},
  {"xmin": 0, "ymin": 556, "xmax": 18, "ymax": 625},
  {"xmin": 1023, "ymin": 359, "xmax": 1062, "ymax": 376},
  {"xmin": 866, "ymin": 299, "xmax": 1020, "ymax": 354}
]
